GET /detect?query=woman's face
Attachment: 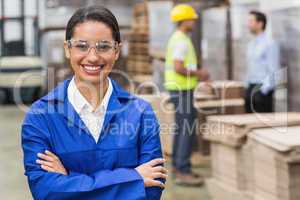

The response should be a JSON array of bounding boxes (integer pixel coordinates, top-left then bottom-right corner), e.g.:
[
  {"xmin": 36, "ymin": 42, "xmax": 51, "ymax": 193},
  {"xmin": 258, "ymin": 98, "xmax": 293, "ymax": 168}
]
[{"xmin": 64, "ymin": 21, "xmax": 120, "ymax": 86}]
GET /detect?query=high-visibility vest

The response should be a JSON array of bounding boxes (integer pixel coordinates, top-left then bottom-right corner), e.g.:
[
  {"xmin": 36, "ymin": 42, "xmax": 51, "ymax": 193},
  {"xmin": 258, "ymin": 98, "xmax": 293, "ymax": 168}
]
[{"xmin": 164, "ymin": 31, "xmax": 198, "ymax": 91}]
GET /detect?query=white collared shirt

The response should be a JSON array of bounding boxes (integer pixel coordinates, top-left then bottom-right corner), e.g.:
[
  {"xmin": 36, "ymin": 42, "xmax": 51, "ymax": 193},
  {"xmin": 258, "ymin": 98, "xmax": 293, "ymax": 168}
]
[
  {"xmin": 246, "ymin": 32, "xmax": 280, "ymax": 94},
  {"xmin": 67, "ymin": 77, "xmax": 113, "ymax": 142}
]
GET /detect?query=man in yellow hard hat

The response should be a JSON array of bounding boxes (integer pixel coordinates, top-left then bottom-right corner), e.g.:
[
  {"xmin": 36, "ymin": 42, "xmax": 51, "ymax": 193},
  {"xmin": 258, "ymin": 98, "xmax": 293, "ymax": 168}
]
[{"xmin": 165, "ymin": 4, "xmax": 209, "ymax": 186}]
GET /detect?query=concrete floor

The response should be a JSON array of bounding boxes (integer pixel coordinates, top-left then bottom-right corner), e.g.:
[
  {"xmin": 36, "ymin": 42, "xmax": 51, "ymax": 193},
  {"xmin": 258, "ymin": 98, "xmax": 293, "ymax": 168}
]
[{"xmin": 0, "ymin": 105, "xmax": 211, "ymax": 200}]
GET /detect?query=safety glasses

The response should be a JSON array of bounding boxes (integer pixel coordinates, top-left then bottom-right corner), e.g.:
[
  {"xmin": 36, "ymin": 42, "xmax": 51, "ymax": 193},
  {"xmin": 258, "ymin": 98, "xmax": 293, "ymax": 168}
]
[{"xmin": 67, "ymin": 39, "xmax": 119, "ymax": 55}]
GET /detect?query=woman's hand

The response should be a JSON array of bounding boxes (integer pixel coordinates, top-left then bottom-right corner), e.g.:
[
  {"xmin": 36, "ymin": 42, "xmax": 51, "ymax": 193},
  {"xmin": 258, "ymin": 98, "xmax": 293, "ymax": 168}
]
[
  {"xmin": 36, "ymin": 150, "xmax": 68, "ymax": 175},
  {"xmin": 135, "ymin": 158, "xmax": 168, "ymax": 189}
]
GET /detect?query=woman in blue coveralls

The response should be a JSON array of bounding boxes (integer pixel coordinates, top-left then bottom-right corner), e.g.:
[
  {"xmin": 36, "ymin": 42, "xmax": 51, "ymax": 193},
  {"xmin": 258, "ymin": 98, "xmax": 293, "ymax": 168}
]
[{"xmin": 21, "ymin": 6, "xmax": 167, "ymax": 200}]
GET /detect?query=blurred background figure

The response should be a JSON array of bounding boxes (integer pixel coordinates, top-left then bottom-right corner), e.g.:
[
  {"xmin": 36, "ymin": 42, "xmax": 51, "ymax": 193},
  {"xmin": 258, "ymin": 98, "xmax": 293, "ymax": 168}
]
[
  {"xmin": 165, "ymin": 4, "xmax": 209, "ymax": 187},
  {"xmin": 245, "ymin": 10, "xmax": 280, "ymax": 113}
]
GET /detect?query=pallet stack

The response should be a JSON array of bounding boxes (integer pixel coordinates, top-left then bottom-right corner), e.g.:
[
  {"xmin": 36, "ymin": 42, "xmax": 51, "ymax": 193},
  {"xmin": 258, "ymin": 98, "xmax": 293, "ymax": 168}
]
[
  {"xmin": 127, "ymin": 2, "xmax": 152, "ymax": 77},
  {"xmin": 204, "ymin": 112, "xmax": 300, "ymax": 200},
  {"xmin": 249, "ymin": 126, "xmax": 300, "ymax": 200}
]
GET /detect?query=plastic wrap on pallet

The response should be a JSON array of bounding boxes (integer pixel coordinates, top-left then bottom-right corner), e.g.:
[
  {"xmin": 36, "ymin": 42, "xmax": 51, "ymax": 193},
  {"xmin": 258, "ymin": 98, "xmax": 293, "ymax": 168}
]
[
  {"xmin": 269, "ymin": 6, "xmax": 300, "ymax": 111},
  {"xmin": 147, "ymin": 1, "xmax": 174, "ymax": 56},
  {"xmin": 202, "ymin": 7, "xmax": 227, "ymax": 80},
  {"xmin": 230, "ymin": 0, "xmax": 259, "ymax": 81}
]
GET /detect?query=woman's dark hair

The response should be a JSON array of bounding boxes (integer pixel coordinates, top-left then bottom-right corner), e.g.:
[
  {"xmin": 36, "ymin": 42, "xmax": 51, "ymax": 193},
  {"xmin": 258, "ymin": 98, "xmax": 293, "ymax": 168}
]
[
  {"xmin": 66, "ymin": 6, "xmax": 121, "ymax": 43},
  {"xmin": 250, "ymin": 10, "xmax": 267, "ymax": 30}
]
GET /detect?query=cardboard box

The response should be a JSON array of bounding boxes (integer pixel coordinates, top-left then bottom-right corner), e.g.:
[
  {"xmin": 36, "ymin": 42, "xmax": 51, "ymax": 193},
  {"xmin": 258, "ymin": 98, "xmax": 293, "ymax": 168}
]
[
  {"xmin": 204, "ymin": 113, "xmax": 300, "ymax": 200},
  {"xmin": 249, "ymin": 126, "xmax": 300, "ymax": 200}
]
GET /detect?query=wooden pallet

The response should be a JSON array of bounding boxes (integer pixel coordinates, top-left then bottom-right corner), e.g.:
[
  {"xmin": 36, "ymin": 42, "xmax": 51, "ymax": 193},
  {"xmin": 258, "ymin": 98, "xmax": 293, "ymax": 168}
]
[
  {"xmin": 127, "ymin": 55, "xmax": 151, "ymax": 62},
  {"xmin": 126, "ymin": 1, "xmax": 151, "ymax": 76},
  {"xmin": 126, "ymin": 61, "xmax": 152, "ymax": 74}
]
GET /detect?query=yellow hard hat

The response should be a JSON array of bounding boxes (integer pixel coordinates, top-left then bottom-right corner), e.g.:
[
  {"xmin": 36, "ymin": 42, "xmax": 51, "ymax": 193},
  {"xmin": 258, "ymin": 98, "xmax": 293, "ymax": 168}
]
[{"xmin": 170, "ymin": 4, "xmax": 198, "ymax": 22}]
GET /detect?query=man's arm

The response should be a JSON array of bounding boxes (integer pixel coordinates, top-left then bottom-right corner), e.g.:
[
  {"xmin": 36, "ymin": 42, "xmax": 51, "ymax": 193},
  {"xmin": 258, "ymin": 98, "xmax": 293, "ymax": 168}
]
[
  {"xmin": 174, "ymin": 60, "xmax": 197, "ymax": 76},
  {"xmin": 174, "ymin": 60, "xmax": 209, "ymax": 81},
  {"xmin": 172, "ymin": 41, "xmax": 209, "ymax": 81},
  {"xmin": 261, "ymin": 41, "xmax": 280, "ymax": 94}
]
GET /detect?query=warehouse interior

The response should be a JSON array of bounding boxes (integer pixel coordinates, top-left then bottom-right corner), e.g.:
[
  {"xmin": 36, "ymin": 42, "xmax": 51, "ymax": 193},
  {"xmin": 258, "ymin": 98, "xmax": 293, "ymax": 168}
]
[{"xmin": 1, "ymin": 0, "xmax": 300, "ymax": 199}]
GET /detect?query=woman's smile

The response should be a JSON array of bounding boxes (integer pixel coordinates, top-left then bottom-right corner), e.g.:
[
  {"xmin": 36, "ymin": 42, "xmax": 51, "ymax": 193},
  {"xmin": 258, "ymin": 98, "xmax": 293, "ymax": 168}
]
[{"xmin": 80, "ymin": 64, "xmax": 105, "ymax": 76}]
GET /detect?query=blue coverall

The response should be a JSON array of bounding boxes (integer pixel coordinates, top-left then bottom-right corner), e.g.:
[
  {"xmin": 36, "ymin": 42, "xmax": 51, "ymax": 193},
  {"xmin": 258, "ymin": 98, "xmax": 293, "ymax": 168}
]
[{"xmin": 21, "ymin": 78, "xmax": 163, "ymax": 200}]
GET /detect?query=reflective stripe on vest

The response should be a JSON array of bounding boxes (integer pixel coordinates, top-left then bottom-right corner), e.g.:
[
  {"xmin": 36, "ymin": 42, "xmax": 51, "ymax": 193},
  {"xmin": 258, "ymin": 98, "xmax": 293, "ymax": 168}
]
[{"xmin": 164, "ymin": 31, "xmax": 198, "ymax": 91}]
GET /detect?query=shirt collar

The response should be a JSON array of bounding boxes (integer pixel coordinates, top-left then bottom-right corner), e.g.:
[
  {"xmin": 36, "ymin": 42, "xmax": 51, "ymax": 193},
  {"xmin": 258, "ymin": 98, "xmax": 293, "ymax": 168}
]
[
  {"xmin": 68, "ymin": 77, "xmax": 86, "ymax": 114},
  {"xmin": 67, "ymin": 76, "xmax": 113, "ymax": 114}
]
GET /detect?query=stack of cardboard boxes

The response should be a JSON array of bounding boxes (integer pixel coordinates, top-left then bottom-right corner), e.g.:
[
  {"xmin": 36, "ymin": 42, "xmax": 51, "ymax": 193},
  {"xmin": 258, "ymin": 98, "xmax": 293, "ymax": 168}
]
[
  {"xmin": 127, "ymin": 2, "xmax": 152, "ymax": 76},
  {"xmin": 249, "ymin": 126, "xmax": 300, "ymax": 200},
  {"xmin": 204, "ymin": 113, "xmax": 300, "ymax": 200},
  {"xmin": 126, "ymin": 2, "xmax": 155, "ymax": 94}
]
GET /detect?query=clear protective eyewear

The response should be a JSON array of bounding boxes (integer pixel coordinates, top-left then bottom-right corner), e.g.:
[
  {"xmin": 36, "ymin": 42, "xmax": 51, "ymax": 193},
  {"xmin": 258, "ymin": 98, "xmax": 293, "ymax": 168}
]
[{"xmin": 67, "ymin": 39, "xmax": 119, "ymax": 55}]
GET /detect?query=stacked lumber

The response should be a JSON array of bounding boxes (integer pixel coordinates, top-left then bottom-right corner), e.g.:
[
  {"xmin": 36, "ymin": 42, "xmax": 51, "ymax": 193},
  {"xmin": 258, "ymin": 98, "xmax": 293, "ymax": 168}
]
[
  {"xmin": 249, "ymin": 126, "xmax": 300, "ymax": 200},
  {"xmin": 127, "ymin": 2, "xmax": 152, "ymax": 75},
  {"xmin": 204, "ymin": 112, "xmax": 300, "ymax": 200},
  {"xmin": 138, "ymin": 93, "xmax": 175, "ymax": 156}
]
